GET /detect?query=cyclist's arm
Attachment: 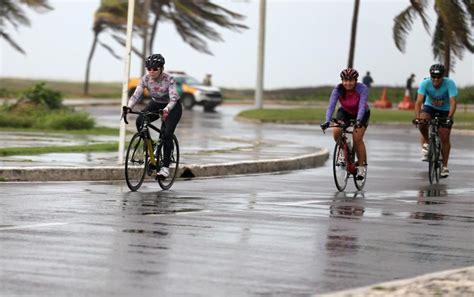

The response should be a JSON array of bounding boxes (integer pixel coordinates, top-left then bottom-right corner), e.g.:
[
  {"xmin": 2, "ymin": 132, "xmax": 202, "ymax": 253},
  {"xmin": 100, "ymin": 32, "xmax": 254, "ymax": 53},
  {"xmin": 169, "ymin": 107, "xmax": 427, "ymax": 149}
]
[
  {"xmin": 415, "ymin": 80, "xmax": 428, "ymax": 118},
  {"xmin": 448, "ymin": 96, "xmax": 457, "ymax": 118},
  {"xmin": 356, "ymin": 83, "xmax": 369, "ymax": 121},
  {"xmin": 165, "ymin": 76, "xmax": 179, "ymax": 111},
  {"xmin": 128, "ymin": 76, "xmax": 147, "ymax": 108},
  {"xmin": 325, "ymin": 87, "xmax": 339, "ymax": 122},
  {"xmin": 447, "ymin": 79, "xmax": 458, "ymax": 118},
  {"xmin": 414, "ymin": 93, "xmax": 425, "ymax": 118}
]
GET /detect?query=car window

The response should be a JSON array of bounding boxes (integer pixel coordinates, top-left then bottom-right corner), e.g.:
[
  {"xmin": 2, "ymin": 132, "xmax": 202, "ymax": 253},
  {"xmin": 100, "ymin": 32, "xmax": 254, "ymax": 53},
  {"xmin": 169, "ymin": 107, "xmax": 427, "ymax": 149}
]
[{"xmin": 184, "ymin": 76, "xmax": 200, "ymax": 86}]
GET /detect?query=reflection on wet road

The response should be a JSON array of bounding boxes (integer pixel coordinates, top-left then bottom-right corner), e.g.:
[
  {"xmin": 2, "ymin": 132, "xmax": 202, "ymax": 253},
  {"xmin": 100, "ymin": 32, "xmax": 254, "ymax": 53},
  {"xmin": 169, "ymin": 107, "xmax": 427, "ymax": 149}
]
[{"xmin": 1, "ymin": 160, "xmax": 473, "ymax": 296}]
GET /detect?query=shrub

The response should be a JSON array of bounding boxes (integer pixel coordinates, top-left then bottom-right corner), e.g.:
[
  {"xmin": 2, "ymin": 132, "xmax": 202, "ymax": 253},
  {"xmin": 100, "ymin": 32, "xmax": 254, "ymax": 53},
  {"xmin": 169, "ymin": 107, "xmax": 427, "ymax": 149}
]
[
  {"xmin": 20, "ymin": 82, "xmax": 63, "ymax": 109},
  {"xmin": 37, "ymin": 111, "xmax": 95, "ymax": 130}
]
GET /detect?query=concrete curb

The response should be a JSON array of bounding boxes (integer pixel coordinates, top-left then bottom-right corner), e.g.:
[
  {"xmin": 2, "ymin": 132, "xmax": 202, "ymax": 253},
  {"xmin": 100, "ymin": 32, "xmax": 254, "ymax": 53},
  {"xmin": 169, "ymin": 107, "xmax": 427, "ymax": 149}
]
[
  {"xmin": 0, "ymin": 149, "xmax": 329, "ymax": 182},
  {"xmin": 317, "ymin": 265, "xmax": 474, "ymax": 297}
]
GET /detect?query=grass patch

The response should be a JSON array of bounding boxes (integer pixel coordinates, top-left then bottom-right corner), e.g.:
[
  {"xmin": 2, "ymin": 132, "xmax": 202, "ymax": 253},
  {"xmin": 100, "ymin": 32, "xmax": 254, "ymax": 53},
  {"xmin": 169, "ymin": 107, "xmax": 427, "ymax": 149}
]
[
  {"xmin": 238, "ymin": 107, "xmax": 474, "ymax": 129},
  {"xmin": 0, "ymin": 142, "xmax": 119, "ymax": 156},
  {"xmin": 0, "ymin": 126, "xmax": 119, "ymax": 135}
]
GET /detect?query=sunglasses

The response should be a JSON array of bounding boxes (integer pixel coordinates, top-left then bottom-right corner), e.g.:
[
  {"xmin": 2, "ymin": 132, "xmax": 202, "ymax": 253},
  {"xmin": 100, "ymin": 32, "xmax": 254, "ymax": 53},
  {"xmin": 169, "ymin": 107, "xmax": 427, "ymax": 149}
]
[
  {"xmin": 342, "ymin": 77, "xmax": 356, "ymax": 81},
  {"xmin": 147, "ymin": 67, "xmax": 161, "ymax": 72},
  {"xmin": 431, "ymin": 76, "xmax": 443, "ymax": 79}
]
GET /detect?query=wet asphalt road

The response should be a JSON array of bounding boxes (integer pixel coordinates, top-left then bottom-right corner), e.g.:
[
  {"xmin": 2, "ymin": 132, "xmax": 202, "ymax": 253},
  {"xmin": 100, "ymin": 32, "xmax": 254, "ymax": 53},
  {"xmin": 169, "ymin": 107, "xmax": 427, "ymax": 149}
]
[{"xmin": 1, "ymin": 104, "xmax": 474, "ymax": 296}]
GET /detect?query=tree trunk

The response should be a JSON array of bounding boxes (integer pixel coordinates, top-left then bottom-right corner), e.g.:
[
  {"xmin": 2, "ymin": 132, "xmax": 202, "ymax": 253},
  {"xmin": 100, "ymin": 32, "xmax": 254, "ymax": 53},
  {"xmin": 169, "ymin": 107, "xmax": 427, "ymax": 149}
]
[
  {"xmin": 444, "ymin": 41, "xmax": 451, "ymax": 77},
  {"xmin": 149, "ymin": 6, "xmax": 162, "ymax": 54},
  {"xmin": 347, "ymin": 0, "xmax": 360, "ymax": 68},
  {"xmin": 83, "ymin": 31, "xmax": 99, "ymax": 96}
]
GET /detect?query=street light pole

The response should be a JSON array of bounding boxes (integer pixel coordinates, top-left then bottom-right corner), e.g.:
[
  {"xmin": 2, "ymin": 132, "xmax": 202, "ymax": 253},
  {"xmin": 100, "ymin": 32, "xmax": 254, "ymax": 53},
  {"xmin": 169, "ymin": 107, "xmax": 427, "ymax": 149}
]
[
  {"xmin": 118, "ymin": 0, "xmax": 136, "ymax": 164},
  {"xmin": 255, "ymin": 0, "xmax": 266, "ymax": 109}
]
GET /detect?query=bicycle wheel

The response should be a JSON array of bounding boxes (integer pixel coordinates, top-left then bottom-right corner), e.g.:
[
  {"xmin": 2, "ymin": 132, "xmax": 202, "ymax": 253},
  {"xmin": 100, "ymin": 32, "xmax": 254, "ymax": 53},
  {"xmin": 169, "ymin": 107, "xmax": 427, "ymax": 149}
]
[
  {"xmin": 333, "ymin": 141, "xmax": 349, "ymax": 191},
  {"xmin": 428, "ymin": 136, "xmax": 440, "ymax": 184},
  {"xmin": 353, "ymin": 150, "xmax": 367, "ymax": 191},
  {"xmin": 157, "ymin": 134, "xmax": 180, "ymax": 190},
  {"xmin": 125, "ymin": 133, "xmax": 148, "ymax": 191}
]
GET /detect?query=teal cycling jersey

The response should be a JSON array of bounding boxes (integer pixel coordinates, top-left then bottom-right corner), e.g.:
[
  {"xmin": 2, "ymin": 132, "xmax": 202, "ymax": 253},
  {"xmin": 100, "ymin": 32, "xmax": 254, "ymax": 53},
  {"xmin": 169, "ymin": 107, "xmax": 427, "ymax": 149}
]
[{"xmin": 417, "ymin": 77, "xmax": 458, "ymax": 111}]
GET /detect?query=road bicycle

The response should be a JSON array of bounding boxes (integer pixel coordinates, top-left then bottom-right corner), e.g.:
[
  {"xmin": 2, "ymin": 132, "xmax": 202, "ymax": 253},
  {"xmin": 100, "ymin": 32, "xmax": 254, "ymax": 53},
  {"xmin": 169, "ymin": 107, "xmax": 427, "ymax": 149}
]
[
  {"xmin": 414, "ymin": 117, "xmax": 449, "ymax": 185},
  {"xmin": 122, "ymin": 110, "xmax": 180, "ymax": 191},
  {"xmin": 324, "ymin": 119, "xmax": 366, "ymax": 191}
]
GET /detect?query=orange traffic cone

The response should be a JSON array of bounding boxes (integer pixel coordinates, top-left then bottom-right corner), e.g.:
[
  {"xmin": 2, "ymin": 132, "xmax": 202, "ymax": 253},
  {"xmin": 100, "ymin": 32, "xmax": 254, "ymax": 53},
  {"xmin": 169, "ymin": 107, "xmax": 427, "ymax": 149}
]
[
  {"xmin": 398, "ymin": 89, "xmax": 415, "ymax": 110},
  {"xmin": 374, "ymin": 88, "xmax": 392, "ymax": 108}
]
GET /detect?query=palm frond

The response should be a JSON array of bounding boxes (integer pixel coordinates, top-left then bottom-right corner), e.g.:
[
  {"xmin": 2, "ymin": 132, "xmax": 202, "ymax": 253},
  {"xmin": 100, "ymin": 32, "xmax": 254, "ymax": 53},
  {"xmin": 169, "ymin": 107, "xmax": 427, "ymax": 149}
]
[
  {"xmin": 393, "ymin": 6, "xmax": 419, "ymax": 52},
  {"xmin": 98, "ymin": 40, "xmax": 122, "ymax": 60},
  {"xmin": 0, "ymin": 31, "xmax": 26, "ymax": 54}
]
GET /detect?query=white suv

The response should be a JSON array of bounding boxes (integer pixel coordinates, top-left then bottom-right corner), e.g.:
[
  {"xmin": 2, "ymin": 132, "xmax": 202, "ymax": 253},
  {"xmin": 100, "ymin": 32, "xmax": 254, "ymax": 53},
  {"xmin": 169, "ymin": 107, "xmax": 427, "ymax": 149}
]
[{"xmin": 172, "ymin": 72, "xmax": 223, "ymax": 112}]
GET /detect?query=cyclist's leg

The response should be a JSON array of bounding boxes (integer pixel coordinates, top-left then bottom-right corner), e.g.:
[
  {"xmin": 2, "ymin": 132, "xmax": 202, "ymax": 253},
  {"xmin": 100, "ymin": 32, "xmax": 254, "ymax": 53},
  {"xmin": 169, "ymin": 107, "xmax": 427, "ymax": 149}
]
[
  {"xmin": 438, "ymin": 110, "xmax": 451, "ymax": 168},
  {"xmin": 333, "ymin": 107, "xmax": 347, "ymax": 142},
  {"xmin": 353, "ymin": 109, "xmax": 370, "ymax": 166},
  {"xmin": 419, "ymin": 105, "xmax": 433, "ymax": 145},
  {"xmin": 162, "ymin": 102, "xmax": 182, "ymax": 167},
  {"xmin": 135, "ymin": 100, "xmax": 162, "ymax": 131}
]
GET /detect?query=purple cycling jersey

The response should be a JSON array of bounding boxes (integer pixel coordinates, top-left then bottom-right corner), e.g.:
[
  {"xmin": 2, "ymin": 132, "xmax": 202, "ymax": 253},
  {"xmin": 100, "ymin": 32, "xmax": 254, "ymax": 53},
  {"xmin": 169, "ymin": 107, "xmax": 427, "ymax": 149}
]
[
  {"xmin": 325, "ymin": 82, "xmax": 369, "ymax": 122},
  {"xmin": 127, "ymin": 72, "xmax": 180, "ymax": 110}
]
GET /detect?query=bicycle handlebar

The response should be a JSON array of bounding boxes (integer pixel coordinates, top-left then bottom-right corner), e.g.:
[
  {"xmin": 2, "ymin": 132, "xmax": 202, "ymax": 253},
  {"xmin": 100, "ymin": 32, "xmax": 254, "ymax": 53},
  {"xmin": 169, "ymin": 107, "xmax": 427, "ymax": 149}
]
[
  {"xmin": 122, "ymin": 109, "xmax": 163, "ymax": 125},
  {"xmin": 413, "ymin": 117, "xmax": 451, "ymax": 127}
]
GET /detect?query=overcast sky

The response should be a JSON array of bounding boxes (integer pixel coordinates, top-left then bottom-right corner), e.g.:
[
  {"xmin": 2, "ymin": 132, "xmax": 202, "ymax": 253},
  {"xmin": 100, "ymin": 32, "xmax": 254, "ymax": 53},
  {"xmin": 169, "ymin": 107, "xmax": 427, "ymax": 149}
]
[{"xmin": 1, "ymin": 0, "xmax": 473, "ymax": 89}]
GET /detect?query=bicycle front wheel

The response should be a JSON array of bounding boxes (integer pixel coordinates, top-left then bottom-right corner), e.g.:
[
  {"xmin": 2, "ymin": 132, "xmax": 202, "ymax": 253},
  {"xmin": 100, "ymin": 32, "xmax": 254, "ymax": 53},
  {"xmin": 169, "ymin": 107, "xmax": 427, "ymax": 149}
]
[
  {"xmin": 157, "ymin": 134, "xmax": 180, "ymax": 190},
  {"xmin": 428, "ymin": 136, "xmax": 441, "ymax": 184},
  {"xmin": 125, "ymin": 133, "xmax": 148, "ymax": 191},
  {"xmin": 333, "ymin": 141, "xmax": 349, "ymax": 191}
]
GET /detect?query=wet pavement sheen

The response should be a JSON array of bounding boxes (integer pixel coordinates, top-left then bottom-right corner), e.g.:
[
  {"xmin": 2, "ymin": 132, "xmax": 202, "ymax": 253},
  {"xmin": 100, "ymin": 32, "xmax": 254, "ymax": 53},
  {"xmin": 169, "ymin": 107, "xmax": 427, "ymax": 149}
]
[{"xmin": 1, "ymin": 103, "xmax": 474, "ymax": 296}]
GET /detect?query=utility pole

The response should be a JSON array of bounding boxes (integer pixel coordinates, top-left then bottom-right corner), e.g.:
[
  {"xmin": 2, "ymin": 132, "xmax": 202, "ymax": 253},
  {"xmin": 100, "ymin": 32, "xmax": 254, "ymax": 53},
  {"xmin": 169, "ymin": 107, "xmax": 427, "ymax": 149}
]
[
  {"xmin": 118, "ymin": 0, "xmax": 136, "ymax": 164},
  {"xmin": 255, "ymin": 0, "xmax": 266, "ymax": 109},
  {"xmin": 141, "ymin": 0, "xmax": 151, "ymax": 76}
]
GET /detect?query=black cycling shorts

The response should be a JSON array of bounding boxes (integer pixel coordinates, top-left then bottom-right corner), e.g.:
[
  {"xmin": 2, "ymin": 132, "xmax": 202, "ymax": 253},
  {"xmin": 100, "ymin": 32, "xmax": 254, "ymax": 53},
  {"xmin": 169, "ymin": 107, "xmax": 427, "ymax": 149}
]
[
  {"xmin": 336, "ymin": 107, "xmax": 371, "ymax": 128},
  {"xmin": 421, "ymin": 105, "xmax": 451, "ymax": 128}
]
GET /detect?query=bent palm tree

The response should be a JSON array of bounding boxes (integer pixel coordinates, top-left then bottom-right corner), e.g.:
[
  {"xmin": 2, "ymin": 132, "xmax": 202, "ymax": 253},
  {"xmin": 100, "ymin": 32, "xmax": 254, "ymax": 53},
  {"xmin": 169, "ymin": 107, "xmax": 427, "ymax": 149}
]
[
  {"xmin": 83, "ymin": 0, "xmax": 145, "ymax": 95},
  {"xmin": 393, "ymin": 0, "xmax": 474, "ymax": 75},
  {"xmin": 0, "ymin": 0, "xmax": 52, "ymax": 54}
]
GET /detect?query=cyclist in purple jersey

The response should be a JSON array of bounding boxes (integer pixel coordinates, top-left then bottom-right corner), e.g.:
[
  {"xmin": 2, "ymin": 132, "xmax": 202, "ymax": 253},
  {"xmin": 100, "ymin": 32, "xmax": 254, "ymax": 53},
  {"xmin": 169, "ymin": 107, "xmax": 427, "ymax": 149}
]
[
  {"xmin": 321, "ymin": 68, "xmax": 371, "ymax": 179},
  {"xmin": 122, "ymin": 54, "xmax": 182, "ymax": 179},
  {"xmin": 415, "ymin": 64, "xmax": 457, "ymax": 178}
]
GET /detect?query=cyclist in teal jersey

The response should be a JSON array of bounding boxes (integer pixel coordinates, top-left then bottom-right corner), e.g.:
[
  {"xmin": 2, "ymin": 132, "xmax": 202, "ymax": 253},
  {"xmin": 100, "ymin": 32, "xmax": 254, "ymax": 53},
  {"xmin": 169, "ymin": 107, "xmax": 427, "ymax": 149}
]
[{"xmin": 415, "ymin": 64, "xmax": 458, "ymax": 178}]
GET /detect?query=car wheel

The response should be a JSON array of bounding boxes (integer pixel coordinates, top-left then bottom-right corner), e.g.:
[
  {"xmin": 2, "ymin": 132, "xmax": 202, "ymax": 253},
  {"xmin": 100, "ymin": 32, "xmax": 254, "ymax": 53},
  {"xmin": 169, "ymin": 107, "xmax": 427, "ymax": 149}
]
[
  {"xmin": 203, "ymin": 104, "xmax": 216, "ymax": 113},
  {"xmin": 182, "ymin": 94, "xmax": 195, "ymax": 110}
]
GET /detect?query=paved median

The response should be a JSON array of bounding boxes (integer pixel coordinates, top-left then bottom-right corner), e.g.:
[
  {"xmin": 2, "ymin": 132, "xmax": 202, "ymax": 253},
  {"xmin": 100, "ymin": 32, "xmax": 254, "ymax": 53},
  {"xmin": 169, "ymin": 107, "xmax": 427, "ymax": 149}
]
[{"xmin": 0, "ymin": 149, "xmax": 329, "ymax": 181}]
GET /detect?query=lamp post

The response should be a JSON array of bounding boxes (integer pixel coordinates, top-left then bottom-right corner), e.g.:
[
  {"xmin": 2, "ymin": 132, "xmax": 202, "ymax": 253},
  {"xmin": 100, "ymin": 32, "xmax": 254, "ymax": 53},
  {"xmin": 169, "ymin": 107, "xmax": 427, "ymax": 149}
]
[{"xmin": 118, "ymin": 0, "xmax": 136, "ymax": 164}]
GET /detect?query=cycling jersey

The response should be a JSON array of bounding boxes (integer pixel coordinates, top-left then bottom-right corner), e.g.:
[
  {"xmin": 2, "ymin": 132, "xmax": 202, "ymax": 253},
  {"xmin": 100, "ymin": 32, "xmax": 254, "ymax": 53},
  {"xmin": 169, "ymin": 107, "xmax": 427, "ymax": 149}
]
[
  {"xmin": 418, "ymin": 77, "xmax": 457, "ymax": 111},
  {"xmin": 128, "ymin": 72, "xmax": 180, "ymax": 110},
  {"xmin": 325, "ymin": 82, "xmax": 369, "ymax": 123}
]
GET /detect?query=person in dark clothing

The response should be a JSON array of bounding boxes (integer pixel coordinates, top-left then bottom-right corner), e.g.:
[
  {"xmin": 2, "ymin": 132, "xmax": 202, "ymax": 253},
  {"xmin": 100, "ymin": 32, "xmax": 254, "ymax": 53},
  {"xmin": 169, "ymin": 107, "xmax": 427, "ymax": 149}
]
[
  {"xmin": 406, "ymin": 73, "xmax": 416, "ymax": 100},
  {"xmin": 362, "ymin": 71, "xmax": 373, "ymax": 88}
]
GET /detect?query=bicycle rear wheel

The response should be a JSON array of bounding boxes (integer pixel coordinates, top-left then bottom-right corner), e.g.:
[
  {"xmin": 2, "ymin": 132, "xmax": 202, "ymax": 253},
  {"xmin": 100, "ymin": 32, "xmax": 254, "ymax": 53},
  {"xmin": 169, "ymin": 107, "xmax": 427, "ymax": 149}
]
[
  {"xmin": 333, "ymin": 141, "xmax": 349, "ymax": 191},
  {"xmin": 125, "ymin": 133, "xmax": 148, "ymax": 191},
  {"xmin": 157, "ymin": 134, "xmax": 180, "ymax": 190}
]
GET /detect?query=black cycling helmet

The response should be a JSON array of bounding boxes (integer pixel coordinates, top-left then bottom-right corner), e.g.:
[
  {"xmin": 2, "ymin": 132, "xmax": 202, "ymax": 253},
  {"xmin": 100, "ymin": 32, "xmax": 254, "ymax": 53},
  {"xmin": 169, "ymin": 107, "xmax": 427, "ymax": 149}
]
[
  {"xmin": 340, "ymin": 68, "xmax": 359, "ymax": 80},
  {"xmin": 145, "ymin": 54, "xmax": 165, "ymax": 68},
  {"xmin": 429, "ymin": 64, "xmax": 445, "ymax": 77}
]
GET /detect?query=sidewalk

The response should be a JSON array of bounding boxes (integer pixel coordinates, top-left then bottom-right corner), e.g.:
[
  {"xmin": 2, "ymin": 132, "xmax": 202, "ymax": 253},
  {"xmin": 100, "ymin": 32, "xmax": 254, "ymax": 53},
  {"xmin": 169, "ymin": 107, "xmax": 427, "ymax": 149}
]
[{"xmin": 318, "ymin": 266, "xmax": 474, "ymax": 297}]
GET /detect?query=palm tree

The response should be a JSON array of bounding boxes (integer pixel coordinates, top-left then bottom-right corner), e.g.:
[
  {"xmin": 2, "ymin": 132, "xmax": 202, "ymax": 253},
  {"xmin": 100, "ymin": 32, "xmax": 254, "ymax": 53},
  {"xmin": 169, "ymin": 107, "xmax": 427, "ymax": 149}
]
[
  {"xmin": 83, "ymin": 0, "xmax": 146, "ymax": 95},
  {"xmin": 110, "ymin": 0, "xmax": 248, "ymax": 63},
  {"xmin": 393, "ymin": 0, "xmax": 474, "ymax": 76},
  {"xmin": 347, "ymin": 0, "xmax": 360, "ymax": 68},
  {"xmin": 0, "ymin": 0, "xmax": 52, "ymax": 54}
]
